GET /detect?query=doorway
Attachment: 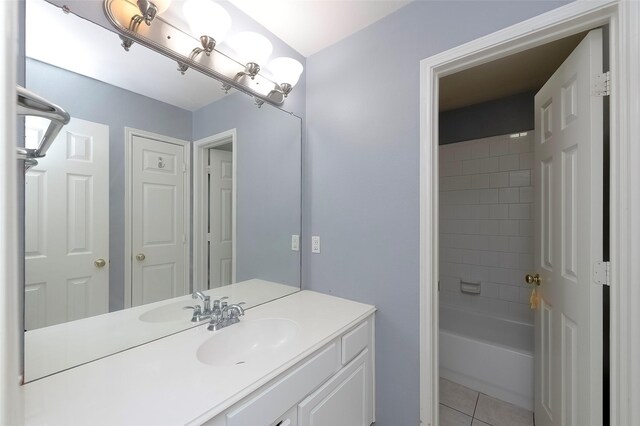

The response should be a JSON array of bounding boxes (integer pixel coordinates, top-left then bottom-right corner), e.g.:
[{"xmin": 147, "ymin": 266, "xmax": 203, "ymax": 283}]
[
  {"xmin": 207, "ymin": 143, "xmax": 234, "ymax": 289},
  {"xmin": 437, "ymin": 28, "xmax": 606, "ymax": 426},
  {"xmin": 417, "ymin": 3, "xmax": 636, "ymax": 425},
  {"xmin": 193, "ymin": 129, "xmax": 237, "ymax": 292}
]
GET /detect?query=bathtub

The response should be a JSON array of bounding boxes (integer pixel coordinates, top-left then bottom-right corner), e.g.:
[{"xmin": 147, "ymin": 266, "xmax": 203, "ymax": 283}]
[{"xmin": 439, "ymin": 303, "xmax": 534, "ymax": 410}]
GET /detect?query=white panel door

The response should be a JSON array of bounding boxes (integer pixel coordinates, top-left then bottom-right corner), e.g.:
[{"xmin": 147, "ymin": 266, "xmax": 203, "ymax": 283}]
[
  {"xmin": 24, "ymin": 116, "xmax": 109, "ymax": 330},
  {"xmin": 533, "ymin": 29, "xmax": 603, "ymax": 426},
  {"xmin": 208, "ymin": 148, "xmax": 233, "ymax": 288},
  {"xmin": 131, "ymin": 135, "xmax": 187, "ymax": 306}
]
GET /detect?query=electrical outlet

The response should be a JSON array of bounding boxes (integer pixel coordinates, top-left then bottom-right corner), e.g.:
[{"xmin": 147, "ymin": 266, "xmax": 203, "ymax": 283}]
[
  {"xmin": 291, "ymin": 235, "xmax": 300, "ymax": 251},
  {"xmin": 312, "ymin": 236, "xmax": 320, "ymax": 254}
]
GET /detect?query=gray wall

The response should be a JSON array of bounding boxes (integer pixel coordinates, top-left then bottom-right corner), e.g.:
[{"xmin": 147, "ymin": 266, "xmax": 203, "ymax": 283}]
[
  {"xmin": 26, "ymin": 58, "xmax": 192, "ymax": 311},
  {"xmin": 192, "ymin": 93, "xmax": 302, "ymax": 288},
  {"xmin": 304, "ymin": 1, "xmax": 569, "ymax": 424},
  {"xmin": 439, "ymin": 91, "xmax": 535, "ymax": 145}
]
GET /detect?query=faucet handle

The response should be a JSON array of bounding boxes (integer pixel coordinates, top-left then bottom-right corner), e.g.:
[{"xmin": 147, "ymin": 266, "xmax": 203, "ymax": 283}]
[
  {"xmin": 183, "ymin": 305, "xmax": 203, "ymax": 322},
  {"xmin": 213, "ymin": 296, "xmax": 229, "ymax": 309}
]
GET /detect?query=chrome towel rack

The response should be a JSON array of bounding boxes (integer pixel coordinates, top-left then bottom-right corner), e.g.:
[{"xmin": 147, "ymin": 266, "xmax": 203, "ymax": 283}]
[{"xmin": 16, "ymin": 85, "xmax": 70, "ymax": 170}]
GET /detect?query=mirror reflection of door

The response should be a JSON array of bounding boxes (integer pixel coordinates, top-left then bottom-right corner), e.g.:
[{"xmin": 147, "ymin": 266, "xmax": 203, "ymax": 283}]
[
  {"xmin": 24, "ymin": 116, "xmax": 109, "ymax": 330},
  {"xmin": 130, "ymin": 133, "xmax": 189, "ymax": 306},
  {"xmin": 208, "ymin": 145, "xmax": 233, "ymax": 288}
]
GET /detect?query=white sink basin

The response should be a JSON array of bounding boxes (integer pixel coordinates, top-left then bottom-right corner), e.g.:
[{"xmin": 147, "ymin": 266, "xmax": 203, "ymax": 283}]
[
  {"xmin": 138, "ymin": 301, "xmax": 194, "ymax": 323},
  {"xmin": 196, "ymin": 318, "xmax": 301, "ymax": 366}
]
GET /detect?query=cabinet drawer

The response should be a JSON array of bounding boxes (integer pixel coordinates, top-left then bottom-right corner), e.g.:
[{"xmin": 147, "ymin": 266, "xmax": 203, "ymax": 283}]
[
  {"xmin": 341, "ymin": 320, "xmax": 370, "ymax": 365},
  {"xmin": 226, "ymin": 343, "xmax": 339, "ymax": 426}
]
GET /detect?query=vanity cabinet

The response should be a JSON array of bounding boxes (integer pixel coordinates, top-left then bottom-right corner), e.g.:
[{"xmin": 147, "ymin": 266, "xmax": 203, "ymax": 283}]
[{"xmin": 204, "ymin": 315, "xmax": 375, "ymax": 426}]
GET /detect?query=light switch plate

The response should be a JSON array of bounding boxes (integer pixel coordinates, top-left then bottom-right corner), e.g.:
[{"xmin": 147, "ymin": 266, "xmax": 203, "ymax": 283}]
[
  {"xmin": 312, "ymin": 236, "xmax": 320, "ymax": 253},
  {"xmin": 291, "ymin": 235, "xmax": 300, "ymax": 251}
]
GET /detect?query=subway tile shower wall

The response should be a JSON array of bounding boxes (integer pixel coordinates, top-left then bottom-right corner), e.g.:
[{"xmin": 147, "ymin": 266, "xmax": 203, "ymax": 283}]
[{"xmin": 439, "ymin": 133, "xmax": 534, "ymax": 324}]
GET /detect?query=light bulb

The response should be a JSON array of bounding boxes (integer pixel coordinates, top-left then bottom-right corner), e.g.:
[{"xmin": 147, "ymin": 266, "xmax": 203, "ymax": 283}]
[
  {"xmin": 183, "ymin": 0, "xmax": 231, "ymax": 43},
  {"xmin": 150, "ymin": 0, "xmax": 171, "ymax": 14},
  {"xmin": 267, "ymin": 57, "xmax": 303, "ymax": 87},
  {"xmin": 228, "ymin": 31, "xmax": 273, "ymax": 66}
]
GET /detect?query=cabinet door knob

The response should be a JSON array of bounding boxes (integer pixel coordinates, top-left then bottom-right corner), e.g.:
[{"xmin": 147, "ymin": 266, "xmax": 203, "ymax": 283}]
[
  {"xmin": 136, "ymin": 253, "xmax": 146, "ymax": 261},
  {"xmin": 94, "ymin": 258, "xmax": 106, "ymax": 268},
  {"xmin": 525, "ymin": 273, "xmax": 541, "ymax": 286}
]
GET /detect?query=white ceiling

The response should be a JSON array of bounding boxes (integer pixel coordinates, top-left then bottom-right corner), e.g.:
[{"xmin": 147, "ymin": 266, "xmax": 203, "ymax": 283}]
[{"xmin": 227, "ymin": 0, "xmax": 411, "ymax": 57}]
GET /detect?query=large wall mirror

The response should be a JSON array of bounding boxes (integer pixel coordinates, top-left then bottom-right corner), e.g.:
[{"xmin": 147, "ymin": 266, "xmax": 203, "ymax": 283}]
[{"xmin": 23, "ymin": 0, "xmax": 302, "ymax": 381}]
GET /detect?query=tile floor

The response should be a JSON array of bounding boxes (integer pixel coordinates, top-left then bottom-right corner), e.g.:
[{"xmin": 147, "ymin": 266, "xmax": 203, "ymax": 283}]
[{"xmin": 439, "ymin": 378, "xmax": 534, "ymax": 426}]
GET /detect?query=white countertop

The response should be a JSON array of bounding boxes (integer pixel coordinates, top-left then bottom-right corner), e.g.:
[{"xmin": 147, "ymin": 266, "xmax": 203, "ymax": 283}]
[
  {"xmin": 25, "ymin": 279, "xmax": 299, "ymax": 382},
  {"xmin": 22, "ymin": 290, "xmax": 375, "ymax": 425}
]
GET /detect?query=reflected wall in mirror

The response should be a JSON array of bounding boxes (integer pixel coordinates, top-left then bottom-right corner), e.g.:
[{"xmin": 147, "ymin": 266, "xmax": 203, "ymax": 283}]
[{"xmin": 22, "ymin": 0, "xmax": 303, "ymax": 381}]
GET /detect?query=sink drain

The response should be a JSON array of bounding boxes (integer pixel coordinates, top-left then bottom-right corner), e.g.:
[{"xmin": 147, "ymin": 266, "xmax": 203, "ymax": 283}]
[{"xmin": 235, "ymin": 361, "xmax": 245, "ymax": 365}]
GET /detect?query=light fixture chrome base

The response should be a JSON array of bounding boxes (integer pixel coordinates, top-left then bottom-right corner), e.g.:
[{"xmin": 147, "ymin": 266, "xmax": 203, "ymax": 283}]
[
  {"xmin": 120, "ymin": 35, "xmax": 134, "ymax": 51},
  {"xmin": 280, "ymin": 83, "xmax": 292, "ymax": 97},
  {"xmin": 199, "ymin": 35, "xmax": 215, "ymax": 55},
  {"xmin": 177, "ymin": 61, "xmax": 188, "ymax": 75},
  {"xmin": 240, "ymin": 62, "xmax": 260, "ymax": 80},
  {"xmin": 130, "ymin": 0, "xmax": 157, "ymax": 29}
]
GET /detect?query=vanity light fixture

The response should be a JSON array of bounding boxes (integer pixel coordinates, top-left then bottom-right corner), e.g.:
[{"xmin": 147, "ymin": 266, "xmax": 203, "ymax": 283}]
[{"xmin": 103, "ymin": 0, "xmax": 303, "ymax": 107}]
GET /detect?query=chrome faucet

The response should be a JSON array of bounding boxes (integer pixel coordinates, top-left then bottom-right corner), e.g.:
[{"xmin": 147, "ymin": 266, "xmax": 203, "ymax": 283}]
[
  {"xmin": 207, "ymin": 299, "xmax": 245, "ymax": 331},
  {"xmin": 192, "ymin": 291, "xmax": 211, "ymax": 314},
  {"xmin": 185, "ymin": 291, "xmax": 212, "ymax": 322}
]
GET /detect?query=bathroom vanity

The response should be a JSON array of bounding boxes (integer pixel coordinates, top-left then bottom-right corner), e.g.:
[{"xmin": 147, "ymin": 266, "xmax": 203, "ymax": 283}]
[{"xmin": 22, "ymin": 291, "xmax": 375, "ymax": 425}]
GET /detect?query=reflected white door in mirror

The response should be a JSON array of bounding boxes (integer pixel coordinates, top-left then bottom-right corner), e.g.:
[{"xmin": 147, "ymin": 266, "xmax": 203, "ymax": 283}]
[
  {"xmin": 24, "ymin": 116, "xmax": 109, "ymax": 330},
  {"xmin": 193, "ymin": 129, "xmax": 238, "ymax": 292},
  {"xmin": 127, "ymin": 130, "xmax": 190, "ymax": 306},
  {"xmin": 208, "ymin": 146, "xmax": 234, "ymax": 288}
]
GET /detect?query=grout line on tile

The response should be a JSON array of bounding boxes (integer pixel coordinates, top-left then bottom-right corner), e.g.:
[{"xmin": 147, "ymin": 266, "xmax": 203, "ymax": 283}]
[
  {"xmin": 440, "ymin": 402, "xmax": 473, "ymax": 418},
  {"xmin": 472, "ymin": 392, "xmax": 480, "ymax": 418}
]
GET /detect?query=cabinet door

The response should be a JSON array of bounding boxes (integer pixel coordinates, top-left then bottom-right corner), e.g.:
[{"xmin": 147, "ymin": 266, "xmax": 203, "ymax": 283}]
[{"xmin": 298, "ymin": 349, "xmax": 371, "ymax": 426}]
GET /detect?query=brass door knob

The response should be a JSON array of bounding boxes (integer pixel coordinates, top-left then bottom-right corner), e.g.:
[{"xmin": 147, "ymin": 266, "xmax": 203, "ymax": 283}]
[
  {"xmin": 94, "ymin": 258, "xmax": 106, "ymax": 268},
  {"xmin": 136, "ymin": 253, "xmax": 146, "ymax": 261},
  {"xmin": 525, "ymin": 273, "xmax": 541, "ymax": 286}
]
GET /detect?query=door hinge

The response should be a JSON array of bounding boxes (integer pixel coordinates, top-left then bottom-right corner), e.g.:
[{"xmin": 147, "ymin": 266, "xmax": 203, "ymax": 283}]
[
  {"xmin": 206, "ymin": 233, "xmax": 211, "ymax": 242},
  {"xmin": 592, "ymin": 71, "xmax": 610, "ymax": 97},
  {"xmin": 593, "ymin": 261, "xmax": 610, "ymax": 286},
  {"xmin": 206, "ymin": 165, "xmax": 213, "ymax": 175}
]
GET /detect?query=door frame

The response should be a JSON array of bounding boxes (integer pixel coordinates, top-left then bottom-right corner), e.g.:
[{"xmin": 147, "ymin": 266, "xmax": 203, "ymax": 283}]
[
  {"xmin": 419, "ymin": 1, "xmax": 640, "ymax": 425},
  {"xmin": 123, "ymin": 127, "xmax": 191, "ymax": 308},
  {"xmin": 192, "ymin": 129, "xmax": 237, "ymax": 292}
]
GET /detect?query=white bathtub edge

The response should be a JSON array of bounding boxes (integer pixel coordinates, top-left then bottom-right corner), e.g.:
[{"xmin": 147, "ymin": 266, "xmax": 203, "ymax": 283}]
[{"xmin": 439, "ymin": 330, "xmax": 534, "ymax": 411}]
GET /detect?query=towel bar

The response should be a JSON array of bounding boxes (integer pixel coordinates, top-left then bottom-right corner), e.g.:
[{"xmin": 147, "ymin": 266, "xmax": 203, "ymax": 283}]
[{"xmin": 16, "ymin": 85, "xmax": 70, "ymax": 170}]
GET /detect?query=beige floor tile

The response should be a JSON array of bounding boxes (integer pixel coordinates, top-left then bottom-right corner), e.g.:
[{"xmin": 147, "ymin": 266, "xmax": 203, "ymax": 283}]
[
  {"xmin": 474, "ymin": 394, "xmax": 533, "ymax": 426},
  {"xmin": 440, "ymin": 404, "xmax": 473, "ymax": 426},
  {"xmin": 439, "ymin": 378, "xmax": 479, "ymax": 416}
]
